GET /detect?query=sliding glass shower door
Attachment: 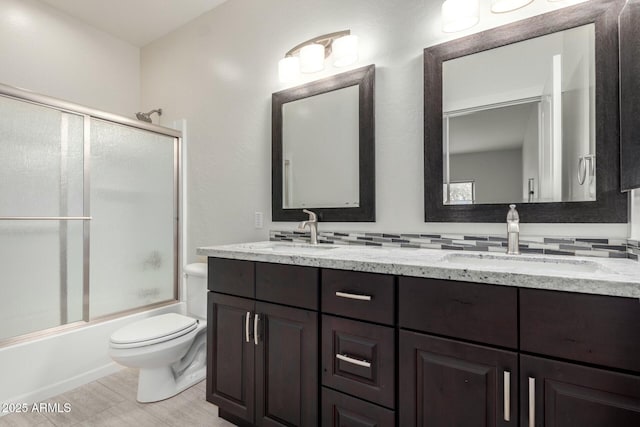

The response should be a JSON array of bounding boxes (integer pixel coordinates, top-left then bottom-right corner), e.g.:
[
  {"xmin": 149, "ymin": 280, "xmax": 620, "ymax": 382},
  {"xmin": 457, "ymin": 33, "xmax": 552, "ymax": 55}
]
[
  {"xmin": 0, "ymin": 89, "xmax": 179, "ymax": 344},
  {"xmin": 0, "ymin": 96, "xmax": 85, "ymax": 340},
  {"xmin": 90, "ymin": 120, "xmax": 176, "ymax": 317}
]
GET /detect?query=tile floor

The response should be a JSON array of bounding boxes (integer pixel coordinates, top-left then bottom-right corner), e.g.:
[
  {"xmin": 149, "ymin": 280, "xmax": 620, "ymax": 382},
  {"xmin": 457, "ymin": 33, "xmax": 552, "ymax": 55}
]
[{"xmin": 0, "ymin": 368, "xmax": 235, "ymax": 427}]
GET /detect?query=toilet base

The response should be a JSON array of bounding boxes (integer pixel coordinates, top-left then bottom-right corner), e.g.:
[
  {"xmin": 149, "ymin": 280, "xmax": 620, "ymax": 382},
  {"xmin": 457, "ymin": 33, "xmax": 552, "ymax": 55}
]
[{"xmin": 137, "ymin": 363, "xmax": 206, "ymax": 403}]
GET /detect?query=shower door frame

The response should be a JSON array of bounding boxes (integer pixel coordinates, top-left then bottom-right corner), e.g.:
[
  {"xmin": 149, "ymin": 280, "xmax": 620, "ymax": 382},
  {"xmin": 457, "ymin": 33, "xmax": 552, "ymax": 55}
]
[{"xmin": 0, "ymin": 82, "xmax": 182, "ymax": 347}]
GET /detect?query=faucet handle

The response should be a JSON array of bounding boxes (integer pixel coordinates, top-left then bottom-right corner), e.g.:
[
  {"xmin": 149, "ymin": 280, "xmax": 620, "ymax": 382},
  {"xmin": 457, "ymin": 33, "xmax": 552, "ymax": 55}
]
[
  {"xmin": 302, "ymin": 209, "xmax": 318, "ymax": 222},
  {"xmin": 507, "ymin": 204, "xmax": 519, "ymax": 222}
]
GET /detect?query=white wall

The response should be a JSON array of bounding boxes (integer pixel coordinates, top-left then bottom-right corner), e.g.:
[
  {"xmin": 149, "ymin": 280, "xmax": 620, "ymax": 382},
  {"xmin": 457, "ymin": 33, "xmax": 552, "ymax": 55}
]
[
  {"xmin": 450, "ymin": 149, "xmax": 523, "ymax": 204},
  {"xmin": 0, "ymin": 0, "xmax": 140, "ymax": 117},
  {"xmin": 139, "ymin": 0, "xmax": 627, "ymax": 263}
]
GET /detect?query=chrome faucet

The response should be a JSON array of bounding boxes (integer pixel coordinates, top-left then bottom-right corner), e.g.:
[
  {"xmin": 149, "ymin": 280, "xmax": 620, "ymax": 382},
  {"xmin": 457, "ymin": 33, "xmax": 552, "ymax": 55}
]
[
  {"xmin": 506, "ymin": 204, "xmax": 520, "ymax": 255},
  {"xmin": 298, "ymin": 209, "xmax": 318, "ymax": 245}
]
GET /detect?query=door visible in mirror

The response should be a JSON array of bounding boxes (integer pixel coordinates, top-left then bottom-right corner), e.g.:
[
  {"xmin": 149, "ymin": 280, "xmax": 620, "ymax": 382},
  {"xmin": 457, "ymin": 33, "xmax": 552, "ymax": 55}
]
[{"xmin": 442, "ymin": 24, "xmax": 596, "ymax": 205}]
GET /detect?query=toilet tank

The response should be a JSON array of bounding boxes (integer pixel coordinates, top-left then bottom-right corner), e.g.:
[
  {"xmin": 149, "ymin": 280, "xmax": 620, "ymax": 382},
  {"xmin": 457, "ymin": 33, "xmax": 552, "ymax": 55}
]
[{"xmin": 183, "ymin": 263, "xmax": 207, "ymax": 319}]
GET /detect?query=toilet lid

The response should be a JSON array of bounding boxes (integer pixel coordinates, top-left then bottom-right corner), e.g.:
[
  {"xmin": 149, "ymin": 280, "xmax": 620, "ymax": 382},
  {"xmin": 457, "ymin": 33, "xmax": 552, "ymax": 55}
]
[{"xmin": 110, "ymin": 313, "xmax": 198, "ymax": 346}]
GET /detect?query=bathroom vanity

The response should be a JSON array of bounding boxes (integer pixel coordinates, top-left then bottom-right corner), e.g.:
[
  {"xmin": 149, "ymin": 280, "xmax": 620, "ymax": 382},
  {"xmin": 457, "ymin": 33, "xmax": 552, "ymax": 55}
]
[{"xmin": 199, "ymin": 242, "xmax": 640, "ymax": 426}]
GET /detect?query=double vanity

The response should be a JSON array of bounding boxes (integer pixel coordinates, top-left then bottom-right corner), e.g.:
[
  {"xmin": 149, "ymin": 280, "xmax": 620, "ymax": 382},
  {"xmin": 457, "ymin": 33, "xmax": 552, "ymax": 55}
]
[
  {"xmin": 201, "ymin": 0, "xmax": 640, "ymax": 425},
  {"xmin": 199, "ymin": 242, "xmax": 640, "ymax": 426}
]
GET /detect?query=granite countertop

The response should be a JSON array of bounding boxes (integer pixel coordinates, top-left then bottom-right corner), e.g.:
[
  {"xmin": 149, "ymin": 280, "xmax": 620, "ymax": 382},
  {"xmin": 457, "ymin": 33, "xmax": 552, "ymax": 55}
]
[{"xmin": 197, "ymin": 241, "xmax": 640, "ymax": 298}]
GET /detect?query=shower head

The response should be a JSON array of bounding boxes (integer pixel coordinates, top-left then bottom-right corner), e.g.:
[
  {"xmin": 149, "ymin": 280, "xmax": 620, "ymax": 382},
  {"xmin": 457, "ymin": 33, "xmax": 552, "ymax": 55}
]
[{"xmin": 135, "ymin": 108, "xmax": 162, "ymax": 123}]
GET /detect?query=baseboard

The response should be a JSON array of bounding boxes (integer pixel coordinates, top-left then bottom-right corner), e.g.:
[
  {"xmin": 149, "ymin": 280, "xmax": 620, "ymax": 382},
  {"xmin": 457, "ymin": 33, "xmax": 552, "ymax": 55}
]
[{"xmin": 1, "ymin": 363, "xmax": 123, "ymax": 412}]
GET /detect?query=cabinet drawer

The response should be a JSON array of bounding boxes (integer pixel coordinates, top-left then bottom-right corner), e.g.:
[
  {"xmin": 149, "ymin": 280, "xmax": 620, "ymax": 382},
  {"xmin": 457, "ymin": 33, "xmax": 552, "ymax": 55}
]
[
  {"xmin": 322, "ymin": 315, "xmax": 395, "ymax": 408},
  {"xmin": 521, "ymin": 289, "xmax": 640, "ymax": 373},
  {"xmin": 255, "ymin": 262, "xmax": 319, "ymax": 310},
  {"xmin": 322, "ymin": 269, "xmax": 395, "ymax": 325},
  {"xmin": 399, "ymin": 277, "xmax": 517, "ymax": 349},
  {"xmin": 322, "ymin": 387, "xmax": 395, "ymax": 427},
  {"xmin": 208, "ymin": 257, "xmax": 254, "ymax": 298}
]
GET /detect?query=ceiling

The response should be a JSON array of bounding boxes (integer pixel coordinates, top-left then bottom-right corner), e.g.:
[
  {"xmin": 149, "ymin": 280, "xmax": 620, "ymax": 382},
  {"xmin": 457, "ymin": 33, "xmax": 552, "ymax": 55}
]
[{"xmin": 40, "ymin": 0, "xmax": 228, "ymax": 47}]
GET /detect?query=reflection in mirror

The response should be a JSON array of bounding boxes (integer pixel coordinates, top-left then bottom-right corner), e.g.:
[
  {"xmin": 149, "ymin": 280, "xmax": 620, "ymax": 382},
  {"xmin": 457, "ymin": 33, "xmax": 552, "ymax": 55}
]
[
  {"xmin": 282, "ymin": 85, "xmax": 359, "ymax": 209},
  {"xmin": 272, "ymin": 64, "xmax": 375, "ymax": 222},
  {"xmin": 442, "ymin": 24, "xmax": 596, "ymax": 205}
]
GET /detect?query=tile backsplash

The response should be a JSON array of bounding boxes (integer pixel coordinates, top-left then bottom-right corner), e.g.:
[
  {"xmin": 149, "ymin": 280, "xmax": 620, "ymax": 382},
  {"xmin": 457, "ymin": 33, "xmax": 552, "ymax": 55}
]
[{"xmin": 271, "ymin": 230, "xmax": 638, "ymax": 261}]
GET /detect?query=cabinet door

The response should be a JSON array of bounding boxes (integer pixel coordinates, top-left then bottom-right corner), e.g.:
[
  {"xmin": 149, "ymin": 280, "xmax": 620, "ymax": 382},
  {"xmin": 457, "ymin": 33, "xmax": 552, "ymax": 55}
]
[
  {"xmin": 521, "ymin": 355, "xmax": 640, "ymax": 427},
  {"xmin": 207, "ymin": 292, "xmax": 255, "ymax": 424},
  {"xmin": 399, "ymin": 331, "xmax": 517, "ymax": 427},
  {"xmin": 255, "ymin": 301, "xmax": 318, "ymax": 427}
]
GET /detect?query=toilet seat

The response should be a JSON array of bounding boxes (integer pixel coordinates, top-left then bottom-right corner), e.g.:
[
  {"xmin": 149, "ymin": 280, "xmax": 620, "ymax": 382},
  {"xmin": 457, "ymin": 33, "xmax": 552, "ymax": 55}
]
[{"xmin": 110, "ymin": 313, "xmax": 198, "ymax": 349}]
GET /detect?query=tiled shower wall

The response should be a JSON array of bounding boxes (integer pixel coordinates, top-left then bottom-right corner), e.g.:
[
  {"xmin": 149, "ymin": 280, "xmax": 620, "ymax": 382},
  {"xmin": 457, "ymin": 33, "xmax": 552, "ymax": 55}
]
[{"xmin": 271, "ymin": 230, "xmax": 639, "ymax": 261}]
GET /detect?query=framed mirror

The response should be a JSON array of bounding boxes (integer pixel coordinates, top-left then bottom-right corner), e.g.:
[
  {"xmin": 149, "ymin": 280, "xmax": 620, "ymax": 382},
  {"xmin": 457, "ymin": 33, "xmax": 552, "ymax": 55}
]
[
  {"xmin": 272, "ymin": 65, "xmax": 375, "ymax": 222},
  {"xmin": 424, "ymin": 0, "xmax": 627, "ymax": 223}
]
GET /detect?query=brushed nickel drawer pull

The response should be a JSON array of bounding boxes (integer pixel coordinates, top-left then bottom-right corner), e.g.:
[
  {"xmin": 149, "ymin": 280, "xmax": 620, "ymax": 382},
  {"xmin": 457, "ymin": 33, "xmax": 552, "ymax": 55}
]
[
  {"xmin": 254, "ymin": 314, "xmax": 260, "ymax": 345},
  {"xmin": 245, "ymin": 311, "xmax": 251, "ymax": 343},
  {"xmin": 335, "ymin": 291, "xmax": 372, "ymax": 301},
  {"xmin": 336, "ymin": 353, "xmax": 371, "ymax": 368},
  {"xmin": 504, "ymin": 371, "xmax": 510, "ymax": 421},
  {"xmin": 528, "ymin": 377, "xmax": 536, "ymax": 427}
]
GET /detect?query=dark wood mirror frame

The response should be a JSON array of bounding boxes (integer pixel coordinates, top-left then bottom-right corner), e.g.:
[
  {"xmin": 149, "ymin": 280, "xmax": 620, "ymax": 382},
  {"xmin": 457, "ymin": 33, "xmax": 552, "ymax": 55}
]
[
  {"xmin": 620, "ymin": 0, "xmax": 640, "ymax": 191},
  {"xmin": 424, "ymin": 0, "xmax": 628, "ymax": 223},
  {"xmin": 272, "ymin": 64, "xmax": 375, "ymax": 222}
]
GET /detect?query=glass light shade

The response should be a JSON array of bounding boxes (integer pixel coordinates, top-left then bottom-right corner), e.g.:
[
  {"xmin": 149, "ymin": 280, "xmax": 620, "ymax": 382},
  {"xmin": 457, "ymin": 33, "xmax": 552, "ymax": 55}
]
[
  {"xmin": 299, "ymin": 43, "xmax": 325, "ymax": 73},
  {"xmin": 491, "ymin": 0, "xmax": 534, "ymax": 13},
  {"xmin": 442, "ymin": 0, "xmax": 480, "ymax": 33},
  {"xmin": 278, "ymin": 56, "xmax": 300, "ymax": 83},
  {"xmin": 332, "ymin": 35, "xmax": 359, "ymax": 67}
]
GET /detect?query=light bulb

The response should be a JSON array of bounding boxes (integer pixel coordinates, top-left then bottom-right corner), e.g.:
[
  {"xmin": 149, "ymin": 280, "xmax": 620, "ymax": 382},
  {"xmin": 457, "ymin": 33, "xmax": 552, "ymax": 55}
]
[
  {"xmin": 491, "ymin": 0, "xmax": 534, "ymax": 13},
  {"xmin": 332, "ymin": 35, "xmax": 358, "ymax": 67},
  {"xmin": 278, "ymin": 56, "xmax": 300, "ymax": 83},
  {"xmin": 300, "ymin": 43, "xmax": 325, "ymax": 73},
  {"xmin": 442, "ymin": 0, "xmax": 480, "ymax": 33}
]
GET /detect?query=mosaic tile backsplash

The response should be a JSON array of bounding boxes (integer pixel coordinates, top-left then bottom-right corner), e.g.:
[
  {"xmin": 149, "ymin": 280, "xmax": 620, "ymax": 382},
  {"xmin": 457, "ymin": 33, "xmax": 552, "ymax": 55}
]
[{"xmin": 271, "ymin": 230, "xmax": 639, "ymax": 261}]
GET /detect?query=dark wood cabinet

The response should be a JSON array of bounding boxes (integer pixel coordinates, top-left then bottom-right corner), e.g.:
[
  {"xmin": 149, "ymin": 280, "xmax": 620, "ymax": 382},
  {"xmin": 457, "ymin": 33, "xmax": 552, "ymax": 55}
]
[
  {"xmin": 207, "ymin": 256, "xmax": 640, "ymax": 426},
  {"xmin": 322, "ymin": 315, "xmax": 395, "ymax": 409},
  {"xmin": 399, "ymin": 277, "xmax": 517, "ymax": 349},
  {"xmin": 207, "ymin": 292, "xmax": 255, "ymax": 424},
  {"xmin": 321, "ymin": 388, "xmax": 395, "ymax": 427},
  {"xmin": 207, "ymin": 258, "xmax": 319, "ymax": 427},
  {"xmin": 520, "ymin": 354, "xmax": 640, "ymax": 426},
  {"xmin": 208, "ymin": 257, "xmax": 255, "ymax": 297},
  {"xmin": 255, "ymin": 301, "xmax": 318, "ymax": 426},
  {"xmin": 520, "ymin": 289, "xmax": 640, "ymax": 373},
  {"xmin": 399, "ymin": 331, "xmax": 517, "ymax": 427},
  {"xmin": 321, "ymin": 269, "xmax": 395, "ymax": 325}
]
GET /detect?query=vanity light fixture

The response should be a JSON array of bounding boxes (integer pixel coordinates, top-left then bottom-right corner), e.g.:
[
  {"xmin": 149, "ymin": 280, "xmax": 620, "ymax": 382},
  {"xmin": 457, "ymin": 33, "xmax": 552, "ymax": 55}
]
[
  {"xmin": 278, "ymin": 30, "xmax": 359, "ymax": 83},
  {"xmin": 491, "ymin": 0, "xmax": 534, "ymax": 13},
  {"xmin": 442, "ymin": 0, "xmax": 480, "ymax": 33}
]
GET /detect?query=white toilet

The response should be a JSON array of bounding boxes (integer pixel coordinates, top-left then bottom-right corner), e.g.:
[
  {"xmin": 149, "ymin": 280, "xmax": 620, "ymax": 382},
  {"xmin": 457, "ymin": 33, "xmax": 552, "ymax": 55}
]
[{"xmin": 109, "ymin": 263, "xmax": 208, "ymax": 403}]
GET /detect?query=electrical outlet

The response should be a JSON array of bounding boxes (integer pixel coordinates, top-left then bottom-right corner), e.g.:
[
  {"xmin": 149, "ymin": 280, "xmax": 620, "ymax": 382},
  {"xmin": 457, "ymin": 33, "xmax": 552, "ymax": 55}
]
[{"xmin": 254, "ymin": 211, "xmax": 264, "ymax": 229}]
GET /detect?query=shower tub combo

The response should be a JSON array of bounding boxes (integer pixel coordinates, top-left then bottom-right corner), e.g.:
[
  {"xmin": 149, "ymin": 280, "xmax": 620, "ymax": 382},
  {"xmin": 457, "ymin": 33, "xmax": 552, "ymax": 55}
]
[{"xmin": 0, "ymin": 83, "xmax": 183, "ymax": 407}]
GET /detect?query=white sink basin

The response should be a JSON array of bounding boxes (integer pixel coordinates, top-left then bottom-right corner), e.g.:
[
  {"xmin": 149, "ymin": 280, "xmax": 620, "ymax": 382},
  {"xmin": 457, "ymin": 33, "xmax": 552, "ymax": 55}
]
[
  {"xmin": 442, "ymin": 252, "xmax": 609, "ymax": 274},
  {"xmin": 241, "ymin": 241, "xmax": 338, "ymax": 254}
]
